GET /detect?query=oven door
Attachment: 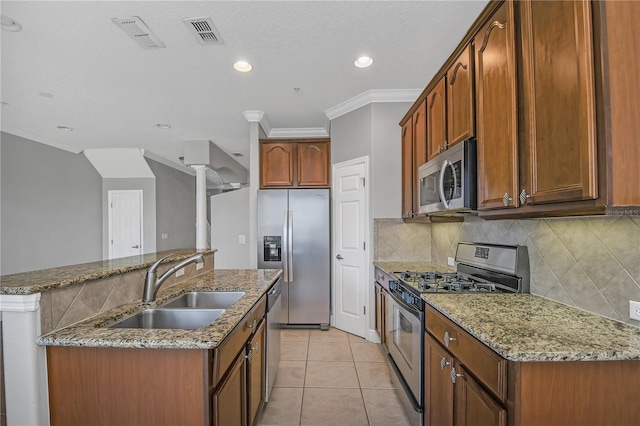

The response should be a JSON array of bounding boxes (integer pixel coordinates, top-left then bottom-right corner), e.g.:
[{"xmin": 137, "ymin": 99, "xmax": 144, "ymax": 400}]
[{"xmin": 386, "ymin": 293, "xmax": 423, "ymax": 405}]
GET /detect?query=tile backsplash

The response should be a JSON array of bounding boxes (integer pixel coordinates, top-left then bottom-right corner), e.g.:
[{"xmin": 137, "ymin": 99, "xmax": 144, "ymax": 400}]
[{"xmin": 374, "ymin": 216, "xmax": 640, "ymax": 326}]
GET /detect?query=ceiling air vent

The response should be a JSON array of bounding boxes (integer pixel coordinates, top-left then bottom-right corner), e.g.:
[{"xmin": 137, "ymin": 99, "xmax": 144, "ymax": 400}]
[
  {"xmin": 182, "ymin": 17, "xmax": 224, "ymax": 45},
  {"xmin": 112, "ymin": 16, "xmax": 166, "ymax": 49}
]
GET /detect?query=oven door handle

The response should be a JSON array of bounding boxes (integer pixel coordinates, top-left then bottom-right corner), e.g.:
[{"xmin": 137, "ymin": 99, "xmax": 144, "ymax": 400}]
[{"xmin": 388, "ymin": 291, "xmax": 421, "ymax": 318}]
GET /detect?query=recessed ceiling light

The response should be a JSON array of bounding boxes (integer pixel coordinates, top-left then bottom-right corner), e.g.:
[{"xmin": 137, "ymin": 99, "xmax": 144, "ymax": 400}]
[
  {"xmin": 57, "ymin": 126, "xmax": 74, "ymax": 131},
  {"xmin": 156, "ymin": 123, "xmax": 171, "ymax": 129},
  {"xmin": 1, "ymin": 14, "xmax": 22, "ymax": 32},
  {"xmin": 354, "ymin": 56, "xmax": 374, "ymax": 68},
  {"xmin": 233, "ymin": 61, "xmax": 253, "ymax": 72},
  {"xmin": 37, "ymin": 91, "xmax": 54, "ymax": 98}
]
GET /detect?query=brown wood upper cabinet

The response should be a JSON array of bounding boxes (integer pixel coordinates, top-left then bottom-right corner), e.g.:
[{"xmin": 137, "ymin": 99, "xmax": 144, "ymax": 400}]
[
  {"xmin": 401, "ymin": 101, "xmax": 427, "ymax": 219},
  {"xmin": 260, "ymin": 139, "xmax": 330, "ymax": 188},
  {"xmin": 475, "ymin": 0, "xmax": 519, "ymax": 211},
  {"xmin": 517, "ymin": 0, "xmax": 597, "ymax": 206},
  {"xmin": 426, "ymin": 77, "xmax": 447, "ymax": 161},
  {"xmin": 426, "ymin": 46, "xmax": 475, "ymax": 162}
]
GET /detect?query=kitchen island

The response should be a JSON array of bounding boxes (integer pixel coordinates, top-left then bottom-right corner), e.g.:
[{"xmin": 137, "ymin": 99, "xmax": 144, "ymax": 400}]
[
  {"xmin": 40, "ymin": 268, "xmax": 281, "ymax": 425},
  {"xmin": 0, "ymin": 249, "xmax": 216, "ymax": 426}
]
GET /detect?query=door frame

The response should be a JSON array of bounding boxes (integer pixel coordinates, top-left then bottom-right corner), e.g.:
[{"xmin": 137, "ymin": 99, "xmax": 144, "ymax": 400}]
[
  {"xmin": 108, "ymin": 189, "xmax": 144, "ymax": 259},
  {"xmin": 331, "ymin": 156, "xmax": 371, "ymax": 339}
]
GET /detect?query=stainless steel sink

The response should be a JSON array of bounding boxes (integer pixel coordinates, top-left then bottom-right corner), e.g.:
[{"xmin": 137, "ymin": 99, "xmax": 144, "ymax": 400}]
[
  {"xmin": 109, "ymin": 308, "xmax": 225, "ymax": 329},
  {"xmin": 160, "ymin": 291, "xmax": 245, "ymax": 309}
]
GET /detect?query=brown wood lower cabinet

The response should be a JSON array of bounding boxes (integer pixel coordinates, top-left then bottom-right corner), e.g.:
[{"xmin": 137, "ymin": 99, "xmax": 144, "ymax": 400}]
[
  {"xmin": 424, "ymin": 305, "xmax": 640, "ymax": 426},
  {"xmin": 213, "ymin": 348, "xmax": 247, "ymax": 426},
  {"xmin": 47, "ymin": 296, "xmax": 268, "ymax": 426}
]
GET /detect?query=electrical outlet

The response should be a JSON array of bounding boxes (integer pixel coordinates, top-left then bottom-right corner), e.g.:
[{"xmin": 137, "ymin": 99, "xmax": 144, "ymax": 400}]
[
  {"xmin": 161, "ymin": 233, "xmax": 168, "ymax": 240},
  {"xmin": 448, "ymin": 257, "xmax": 455, "ymax": 267},
  {"xmin": 238, "ymin": 234, "xmax": 246, "ymax": 245},
  {"xmin": 630, "ymin": 300, "xmax": 640, "ymax": 321},
  {"xmin": 175, "ymin": 268, "xmax": 185, "ymax": 277},
  {"xmin": 196, "ymin": 262, "xmax": 204, "ymax": 270}
]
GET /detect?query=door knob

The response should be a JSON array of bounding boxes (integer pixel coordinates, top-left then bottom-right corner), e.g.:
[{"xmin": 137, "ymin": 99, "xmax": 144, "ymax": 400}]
[
  {"xmin": 336, "ymin": 254, "xmax": 343, "ymax": 260},
  {"xmin": 131, "ymin": 245, "xmax": 140, "ymax": 249}
]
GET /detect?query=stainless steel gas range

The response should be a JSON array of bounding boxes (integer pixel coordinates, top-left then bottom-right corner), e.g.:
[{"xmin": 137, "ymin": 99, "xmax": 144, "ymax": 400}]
[{"xmin": 377, "ymin": 242, "xmax": 530, "ymax": 425}]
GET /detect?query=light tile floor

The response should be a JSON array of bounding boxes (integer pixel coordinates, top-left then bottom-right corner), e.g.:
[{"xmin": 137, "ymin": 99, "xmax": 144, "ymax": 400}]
[{"xmin": 258, "ymin": 327, "xmax": 411, "ymax": 426}]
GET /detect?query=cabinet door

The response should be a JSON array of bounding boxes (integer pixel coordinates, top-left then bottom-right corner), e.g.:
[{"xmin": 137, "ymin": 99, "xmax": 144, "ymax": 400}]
[
  {"xmin": 401, "ymin": 118, "xmax": 415, "ymax": 218},
  {"xmin": 427, "ymin": 78, "xmax": 447, "ymax": 161},
  {"xmin": 519, "ymin": 0, "xmax": 597, "ymax": 205},
  {"xmin": 261, "ymin": 143, "xmax": 295, "ymax": 188},
  {"xmin": 424, "ymin": 333, "xmax": 454, "ymax": 426},
  {"xmin": 475, "ymin": 1, "xmax": 519, "ymax": 210},
  {"xmin": 413, "ymin": 100, "xmax": 428, "ymax": 215},
  {"xmin": 212, "ymin": 349, "xmax": 247, "ymax": 426},
  {"xmin": 247, "ymin": 319, "xmax": 266, "ymax": 426},
  {"xmin": 447, "ymin": 44, "xmax": 475, "ymax": 147},
  {"xmin": 453, "ymin": 363, "xmax": 506, "ymax": 426},
  {"xmin": 297, "ymin": 142, "xmax": 330, "ymax": 187}
]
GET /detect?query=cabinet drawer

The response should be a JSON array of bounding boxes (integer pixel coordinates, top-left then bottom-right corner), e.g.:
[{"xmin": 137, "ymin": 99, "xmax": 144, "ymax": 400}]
[
  {"xmin": 425, "ymin": 305, "xmax": 506, "ymax": 401},
  {"xmin": 212, "ymin": 295, "xmax": 267, "ymax": 388}
]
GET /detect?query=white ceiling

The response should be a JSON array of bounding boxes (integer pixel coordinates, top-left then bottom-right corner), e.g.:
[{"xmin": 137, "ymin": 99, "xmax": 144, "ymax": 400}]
[{"xmin": 1, "ymin": 1, "xmax": 488, "ymax": 169}]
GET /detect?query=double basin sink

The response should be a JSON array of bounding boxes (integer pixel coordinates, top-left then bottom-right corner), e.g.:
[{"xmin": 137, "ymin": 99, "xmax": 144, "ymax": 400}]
[{"xmin": 110, "ymin": 291, "xmax": 245, "ymax": 330}]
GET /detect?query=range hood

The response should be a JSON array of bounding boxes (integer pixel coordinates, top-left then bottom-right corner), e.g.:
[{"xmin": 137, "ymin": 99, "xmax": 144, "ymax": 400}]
[{"xmin": 182, "ymin": 140, "xmax": 248, "ymax": 190}]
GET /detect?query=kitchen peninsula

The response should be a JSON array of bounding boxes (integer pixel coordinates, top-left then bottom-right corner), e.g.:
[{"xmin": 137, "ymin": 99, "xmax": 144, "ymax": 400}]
[{"xmin": 0, "ymin": 249, "xmax": 218, "ymax": 425}]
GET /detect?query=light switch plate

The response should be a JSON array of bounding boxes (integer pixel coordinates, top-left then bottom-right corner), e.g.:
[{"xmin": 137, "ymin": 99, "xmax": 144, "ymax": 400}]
[
  {"xmin": 448, "ymin": 257, "xmax": 455, "ymax": 267},
  {"xmin": 630, "ymin": 300, "xmax": 640, "ymax": 321},
  {"xmin": 175, "ymin": 268, "xmax": 185, "ymax": 277}
]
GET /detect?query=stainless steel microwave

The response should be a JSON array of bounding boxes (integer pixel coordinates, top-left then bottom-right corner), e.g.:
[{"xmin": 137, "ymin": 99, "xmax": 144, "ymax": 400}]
[{"xmin": 418, "ymin": 139, "xmax": 477, "ymax": 215}]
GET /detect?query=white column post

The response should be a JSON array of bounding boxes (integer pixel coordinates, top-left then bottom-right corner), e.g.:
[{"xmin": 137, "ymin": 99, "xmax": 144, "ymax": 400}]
[
  {"xmin": 192, "ymin": 165, "xmax": 209, "ymax": 250},
  {"xmin": 0, "ymin": 293, "xmax": 50, "ymax": 425}
]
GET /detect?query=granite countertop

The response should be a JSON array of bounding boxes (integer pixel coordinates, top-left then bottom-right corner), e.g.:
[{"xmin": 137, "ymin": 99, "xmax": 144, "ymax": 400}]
[
  {"xmin": 0, "ymin": 249, "xmax": 216, "ymax": 295},
  {"xmin": 374, "ymin": 261, "xmax": 640, "ymax": 362},
  {"xmin": 38, "ymin": 268, "xmax": 282, "ymax": 350}
]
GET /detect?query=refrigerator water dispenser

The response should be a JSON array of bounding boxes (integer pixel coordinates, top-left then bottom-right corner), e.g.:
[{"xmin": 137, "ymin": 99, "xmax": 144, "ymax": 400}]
[{"xmin": 263, "ymin": 236, "xmax": 281, "ymax": 262}]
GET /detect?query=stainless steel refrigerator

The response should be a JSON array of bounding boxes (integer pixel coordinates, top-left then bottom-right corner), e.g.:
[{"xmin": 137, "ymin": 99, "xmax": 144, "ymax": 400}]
[{"xmin": 257, "ymin": 189, "xmax": 330, "ymax": 328}]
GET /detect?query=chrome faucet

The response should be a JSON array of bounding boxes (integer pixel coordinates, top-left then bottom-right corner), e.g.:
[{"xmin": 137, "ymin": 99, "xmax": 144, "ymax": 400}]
[{"xmin": 142, "ymin": 253, "xmax": 205, "ymax": 303}]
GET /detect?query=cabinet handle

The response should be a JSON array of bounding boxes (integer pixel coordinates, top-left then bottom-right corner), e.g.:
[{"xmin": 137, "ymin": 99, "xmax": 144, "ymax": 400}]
[
  {"xmin": 444, "ymin": 331, "xmax": 456, "ymax": 347},
  {"xmin": 519, "ymin": 189, "xmax": 531, "ymax": 205},
  {"xmin": 246, "ymin": 319, "xmax": 257, "ymax": 330},
  {"xmin": 438, "ymin": 145, "xmax": 443, "ymax": 154},
  {"xmin": 503, "ymin": 193, "xmax": 513, "ymax": 207},
  {"xmin": 440, "ymin": 358, "xmax": 450, "ymax": 370},
  {"xmin": 450, "ymin": 366, "xmax": 463, "ymax": 384},
  {"xmin": 444, "ymin": 140, "xmax": 449, "ymax": 150},
  {"xmin": 246, "ymin": 350, "xmax": 253, "ymax": 364}
]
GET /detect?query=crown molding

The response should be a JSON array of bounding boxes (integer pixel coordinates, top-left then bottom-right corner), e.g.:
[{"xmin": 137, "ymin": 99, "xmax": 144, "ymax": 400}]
[
  {"xmin": 324, "ymin": 89, "xmax": 422, "ymax": 120},
  {"xmin": 242, "ymin": 110, "xmax": 264, "ymax": 122},
  {"xmin": 268, "ymin": 127, "xmax": 329, "ymax": 138}
]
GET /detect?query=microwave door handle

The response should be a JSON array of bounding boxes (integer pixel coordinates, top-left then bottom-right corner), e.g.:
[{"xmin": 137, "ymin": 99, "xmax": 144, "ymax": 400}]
[{"xmin": 439, "ymin": 160, "xmax": 451, "ymax": 209}]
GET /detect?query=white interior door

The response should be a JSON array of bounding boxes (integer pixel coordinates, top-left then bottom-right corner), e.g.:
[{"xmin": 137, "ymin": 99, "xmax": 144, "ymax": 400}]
[
  {"xmin": 109, "ymin": 190, "xmax": 143, "ymax": 259},
  {"xmin": 332, "ymin": 157, "xmax": 369, "ymax": 338}
]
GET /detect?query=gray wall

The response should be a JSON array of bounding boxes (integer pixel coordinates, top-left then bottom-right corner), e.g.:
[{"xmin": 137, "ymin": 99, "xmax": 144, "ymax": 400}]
[
  {"xmin": 330, "ymin": 102, "xmax": 411, "ymax": 218},
  {"xmin": 102, "ymin": 178, "xmax": 156, "ymax": 258},
  {"xmin": 147, "ymin": 158, "xmax": 196, "ymax": 251},
  {"xmin": 0, "ymin": 132, "xmax": 102, "ymax": 275},
  {"xmin": 210, "ymin": 188, "xmax": 251, "ymax": 269}
]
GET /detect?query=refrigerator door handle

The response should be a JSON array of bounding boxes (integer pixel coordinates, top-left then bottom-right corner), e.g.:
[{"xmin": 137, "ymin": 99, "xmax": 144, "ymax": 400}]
[
  {"xmin": 282, "ymin": 211, "xmax": 289, "ymax": 282},
  {"xmin": 288, "ymin": 211, "xmax": 294, "ymax": 282}
]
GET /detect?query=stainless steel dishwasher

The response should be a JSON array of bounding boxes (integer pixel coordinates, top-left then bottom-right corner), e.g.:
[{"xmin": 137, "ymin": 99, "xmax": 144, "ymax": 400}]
[{"xmin": 265, "ymin": 277, "xmax": 282, "ymax": 402}]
